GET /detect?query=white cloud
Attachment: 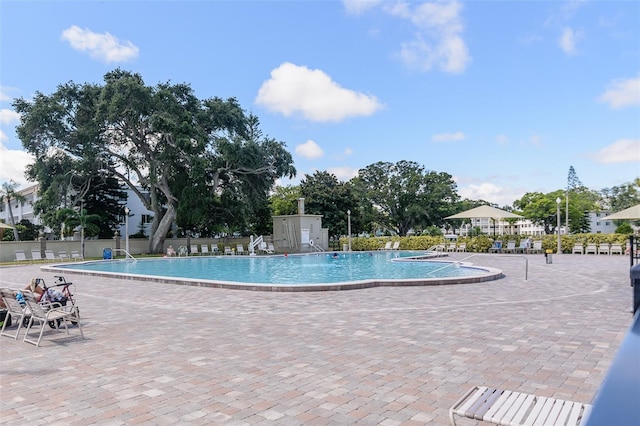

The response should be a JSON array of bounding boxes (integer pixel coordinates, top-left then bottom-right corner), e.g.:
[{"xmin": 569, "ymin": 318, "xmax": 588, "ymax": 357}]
[
  {"xmin": 295, "ymin": 140, "xmax": 324, "ymax": 159},
  {"xmin": 597, "ymin": 75, "xmax": 640, "ymax": 109},
  {"xmin": 432, "ymin": 131, "xmax": 465, "ymax": 142},
  {"xmin": 388, "ymin": 1, "xmax": 471, "ymax": 73},
  {"xmin": 0, "ymin": 86, "xmax": 19, "ymax": 103},
  {"xmin": 0, "ymin": 143, "xmax": 34, "ymax": 187},
  {"xmin": 559, "ymin": 27, "xmax": 581, "ymax": 55},
  {"xmin": 457, "ymin": 181, "xmax": 525, "ymax": 206},
  {"xmin": 255, "ymin": 62, "xmax": 383, "ymax": 122},
  {"xmin": 496, "ymin": 134, "xmax": 510, "ymax": 145},
  {"xmin": 327, "ymin": 166, "xmax": 359, "ymax": 181},
  {"xmin": 61, "ymin": 25, "xmax": 139, "ymax": 63},
  {"xmin": 342, "ymin": 0, "xmax": 381, "ymax": 15},
  {"xmin": 0, "ymin": 108, "xmax": 20, "ymax": 124},
  {"xmin": 590, "ymin": 139, "xmax": 640, "ymax": 164}
]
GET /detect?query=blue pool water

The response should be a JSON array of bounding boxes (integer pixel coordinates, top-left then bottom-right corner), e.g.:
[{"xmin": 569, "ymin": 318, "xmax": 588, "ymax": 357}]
[{"xmin": 54, "ymin": 251, "xmax": 490, "ymax": 286}]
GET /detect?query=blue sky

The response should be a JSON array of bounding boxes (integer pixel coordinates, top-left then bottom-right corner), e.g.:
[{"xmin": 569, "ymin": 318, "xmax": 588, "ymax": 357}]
[{"xmin": 1, "ymin": 0, "xmax": 638, "ymax": 206}]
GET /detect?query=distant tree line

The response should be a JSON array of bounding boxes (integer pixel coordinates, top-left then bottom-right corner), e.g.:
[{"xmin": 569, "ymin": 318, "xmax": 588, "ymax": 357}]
[{"xmin": 7, "ymin": 70, "xmax": 639, "ymax": 248}]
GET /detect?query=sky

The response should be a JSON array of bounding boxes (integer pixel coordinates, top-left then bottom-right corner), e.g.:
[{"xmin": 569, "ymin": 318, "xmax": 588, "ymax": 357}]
[{"xmin": 1, "ymin": 0, "xmax": 639, "ymax": 207}]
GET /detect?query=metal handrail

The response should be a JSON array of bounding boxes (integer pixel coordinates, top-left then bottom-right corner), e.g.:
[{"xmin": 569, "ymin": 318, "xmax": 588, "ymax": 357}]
[
  {"xmin": 420, "ymin": 252, "xmax": 529, "ymax": 281},
  {"xmin": 112, "ymin": 248, "xmax": 137, "ymax": 262}
]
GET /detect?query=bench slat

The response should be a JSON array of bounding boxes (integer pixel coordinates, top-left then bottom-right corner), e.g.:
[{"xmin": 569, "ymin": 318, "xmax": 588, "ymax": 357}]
[
  {"xmin": 483, "ymin": 391, "xmax": 515, "ymax": 422},
  {"xmin": 544, "ymin": 398, "xmax": 568, "ymax": 424},
  {"xmin": 522, "ymin": 396, "xmax": 549, "ymax": 426},
  {"xmin": 453, "ymin": 386, "xmax": 488, "ymax": 416},
  {"xmin": 491, "ymin": 392, "xmax": 527, "ymax": 425},
  {"xmin": 470, "ymin": 388, "xmax": 503, "ymax": 420},
  {"xmin": 508, "ymin": 394, "xmax": 536, "ymax": 426}
]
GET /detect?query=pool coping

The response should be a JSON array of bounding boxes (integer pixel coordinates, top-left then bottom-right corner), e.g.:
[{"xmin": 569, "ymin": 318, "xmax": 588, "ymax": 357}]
[{"xmin": 41, "ymin": 254, "xmax": 504, "ymax": 292}]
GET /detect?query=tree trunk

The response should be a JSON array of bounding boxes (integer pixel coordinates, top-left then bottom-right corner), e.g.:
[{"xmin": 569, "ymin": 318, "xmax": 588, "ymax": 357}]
[
  {"xmin": 7, "ymin": 203, "xmax": 20, "ymax": 241},
  {"xmin": 148, "ymin": 204, "xmax": 176, "ymax": 254}
]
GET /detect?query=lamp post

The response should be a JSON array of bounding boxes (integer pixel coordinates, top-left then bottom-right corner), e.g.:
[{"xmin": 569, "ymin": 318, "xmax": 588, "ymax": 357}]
[
  {"xmin": 556, "ymin": 197, "xmax": 561, "ymax": 254},
  {"xmin": 124, "ymin": 207, "xmax": 130, "ymax": 255},
  {"xmin": 347, "ymin": 209, "xmax": 352, "ymax": 251}
]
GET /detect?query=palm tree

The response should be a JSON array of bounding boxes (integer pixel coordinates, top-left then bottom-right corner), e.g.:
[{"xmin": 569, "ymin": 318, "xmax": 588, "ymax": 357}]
[
  {"xmin": 0, "ymin": 180, "xmax": 26, "ymax": 241},
  {"xmin": 56, "ymin": 206, "xmax": 102, "ymax": 258}
]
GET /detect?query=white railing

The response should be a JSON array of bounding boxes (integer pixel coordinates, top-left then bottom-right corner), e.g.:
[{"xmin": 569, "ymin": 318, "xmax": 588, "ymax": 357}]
[{"xmin": 112, "ymin": 248, "xmax": 137, "ymax": 262}]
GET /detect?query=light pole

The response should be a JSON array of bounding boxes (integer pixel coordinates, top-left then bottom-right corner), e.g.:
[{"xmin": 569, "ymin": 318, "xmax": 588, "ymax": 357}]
[
  {"xmin": 347, "ymin": 209, "xmax": 352, "ymax": 251},
  {"xmin": 124, "ymin": 207, "xmax": 130, "ymax": 255},
  {"xmin": 556, "ymin": 197, "xmax": 561, "ymax": 254}
]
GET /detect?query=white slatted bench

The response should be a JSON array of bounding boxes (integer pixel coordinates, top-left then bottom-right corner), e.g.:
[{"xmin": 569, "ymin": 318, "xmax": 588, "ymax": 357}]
[{"xmin": 450, "ymin": 386, "xmax": 592, "ymax": 426}]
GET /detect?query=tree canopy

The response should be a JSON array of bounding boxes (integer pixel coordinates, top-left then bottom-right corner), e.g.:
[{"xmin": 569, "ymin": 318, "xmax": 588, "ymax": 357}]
[
  {"xmin": 15, "ymin": 70, "xmax": 295, "ymax": 252},
  {"xmin": 352, "ymin": 161, "xmax": 458, "ymax": 236}
]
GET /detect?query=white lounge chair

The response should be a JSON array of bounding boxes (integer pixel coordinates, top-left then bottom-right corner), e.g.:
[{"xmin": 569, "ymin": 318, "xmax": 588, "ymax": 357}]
[
  {"xmin": 22, "ymin": 290, "xmax": 84, "ymax": 347},
  {"xmin": 503, "ymin": 241, "xmax": 516, "ymax": 253},
  {"xmin": 224, "ymin": 246, "xmax": 233, "ymax": 255},
  {"xmin": 530, "ymin": 240, "xmax": 543, "ymax": 254},
  {"xmin": 44, "ymin": 250, "xmax": 57, "ymax": 261},
  {"xmin": 456, "ymin": 242, "xmax": 467, "ymax": 252},
  {"xmin": 15, "ymin": 250, "xmax": 28, "ymax": 262},
  {"xmin": 267, "ymin": 243, "xmax": 276, "ymax": 254},
  {"xmin": 0, "ymin": 288, "xmax": 27, "ymax": 340},
  {"xmin": 31, "ymin": 250, "xmax": 43, "ymax": 263},
  {"xmin": 585, "ymin": 243, "xmax": 597, "ymax": 255},
  {"xmin": 572, "ymin": 244, "xmax": 584, "ymax": 254},
  {"xmin": 516, "ymin": 241, "xmax": 529, "ymax": 253},
  {"xmin": 71, "ymin": 251, "xmax": 83, "ymax": 260},
  {"xmin": 190, "ymin": 244, "xmax": 199, "ymax": 256},
  {"xmin": 236, "ymin": 244, "xmax": 246, "ymax": 255},
  {"xmin": 200, "ymin": 244, "xmax": 210, "ymax": 256},
  {"xmin": 58, "ymin": 251, "xmax": 70, "ymax": 261},
  {"xmin": 378, "ymin": 241, "xmax": 392, "ymax": 250},
  {"xmin": 610, "ymin": 243, "xmax": 623, "ymax": 255},
  {"xmin": 450, "ymin": 386, "xmax": 592, "ymax": 426},
  {"xmin": 597, "ymin": 243, "xmax": 610, "ymax": 255},
  {"xmin": 391, "ymin": 241, "xmax": 400, "ymax": 250}
]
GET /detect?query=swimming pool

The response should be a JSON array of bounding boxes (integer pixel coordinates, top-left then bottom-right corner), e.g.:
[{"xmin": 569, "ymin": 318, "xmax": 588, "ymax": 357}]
[{"xmin": 46, "ymin": 251, "xmax": 503, "ymax": 291}]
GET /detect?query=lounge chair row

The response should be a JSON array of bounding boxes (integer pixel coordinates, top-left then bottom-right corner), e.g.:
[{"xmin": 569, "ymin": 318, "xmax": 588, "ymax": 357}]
[
  {"xmin": 15, "ymin": 249, "xmax": 82, "ymax": 263},
  {"xmin": 571, "ymin": 243, "xmax": 625, "ymax": 255},
  {"xmin": 488, "ymin": 240, "xmax": 544, "ymax": 254},
  {"xmin": 183, "ymin": 242, "xmax": 276, "ymax": 256}
]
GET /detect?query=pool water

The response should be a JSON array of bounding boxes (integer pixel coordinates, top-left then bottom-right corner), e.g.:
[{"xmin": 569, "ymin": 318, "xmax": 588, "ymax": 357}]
[{"xmin": 56, "ymin": 251, "xmax": 484, "ymax": 286}]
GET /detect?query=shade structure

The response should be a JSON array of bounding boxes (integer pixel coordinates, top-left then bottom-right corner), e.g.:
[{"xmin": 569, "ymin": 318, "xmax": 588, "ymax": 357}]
[
  {"xmin": 0, "ymin": 222, "xmax": 14, "ymax": 229},
  {"xmin": 601, "ymin": 204, "xmax": 640, "ymax": 221},
  {"xmin": 445, "ymin": 205, "xmax": 522, "ymax": 220}
]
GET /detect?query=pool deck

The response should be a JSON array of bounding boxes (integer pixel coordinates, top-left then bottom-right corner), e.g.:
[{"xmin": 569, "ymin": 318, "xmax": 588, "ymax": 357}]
[{"xmin": 0, "ymin": 253, "xmax": 634, "ymax": 425}]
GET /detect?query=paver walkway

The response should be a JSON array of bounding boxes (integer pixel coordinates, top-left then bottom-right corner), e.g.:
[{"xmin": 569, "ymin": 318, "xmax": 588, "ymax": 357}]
[{"xmin": 0, "ymin": 253, "xmax": 634, "ymax": 425}]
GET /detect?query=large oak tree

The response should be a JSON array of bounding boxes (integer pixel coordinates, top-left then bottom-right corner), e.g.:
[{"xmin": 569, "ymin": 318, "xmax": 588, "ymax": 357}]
[{"xmin": 15, "ymin": 70, "xmax": 295, "ymax": 253}]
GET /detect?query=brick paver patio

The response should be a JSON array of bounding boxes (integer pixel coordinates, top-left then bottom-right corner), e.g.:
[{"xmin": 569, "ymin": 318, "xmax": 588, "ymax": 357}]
[{"xmin": 0, "ymin": 253, "xmax": 633, "ymax": 425}]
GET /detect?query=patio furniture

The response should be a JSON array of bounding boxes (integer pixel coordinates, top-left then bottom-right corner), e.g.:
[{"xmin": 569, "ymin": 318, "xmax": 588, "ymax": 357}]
[
  {"xmin": 200, "ymin": 244, "xmax": 210, "ymax": 255},
  {"xmin": 31, "ymin": 249, "xmax": 43, "ymax": 262},
  {"xmin": 450, "ymin": 386, "xmax": 592, "ymax": 426},
  {"xmin": 378, "ymin": 241, "xmax": 392, "ymax": 250},
  {"xmin": 597, "ymin": 243, "xmax": 610, "ymax": 255},
  {"xmin": 0, "ymin": 288, "xmax": 27, "ymax": 340},
  {"xmin": 456, "ymin": 243, "xmax": 467, "ymax": 252},
  {"xmin": 488, "ymin": 241, "xmax": 502, "ymax": 253},
  {"xmin": 22, "ymin": 290, "xmax": 84, "ymax": 347},
  {"xmin": 530, "ymin": 240, "xmax": 543, "ymax": 254},
  {"xmin": 15, "ymin": 250, "xmax": 28, "ymax": 262},
  {"xmin": 236, "ymin": 244, "xmax": 246, "ymax": 255},
  {"xmin": 572, "ymin": 244, "xmax": 584, "ymax": 254},
  {"xmin": 585, "ymin": 243, "xmax": 597, "ymax": 255},
  {"xmin": 190, "ymin": 244, "xmax": 199, "ymax": 256},
  {"xmin": 503, "ymin": 241, "xmax": 516, "ymax": 253},
  {"xmin": 610, "ymin": 244, "xmax": 623, "ymax": 255}
]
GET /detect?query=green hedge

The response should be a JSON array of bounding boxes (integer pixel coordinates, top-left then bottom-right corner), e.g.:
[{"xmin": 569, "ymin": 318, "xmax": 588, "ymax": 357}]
[{"xmin": 340, "ymin": 233, "xmax": 632, "ymax": 254}]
